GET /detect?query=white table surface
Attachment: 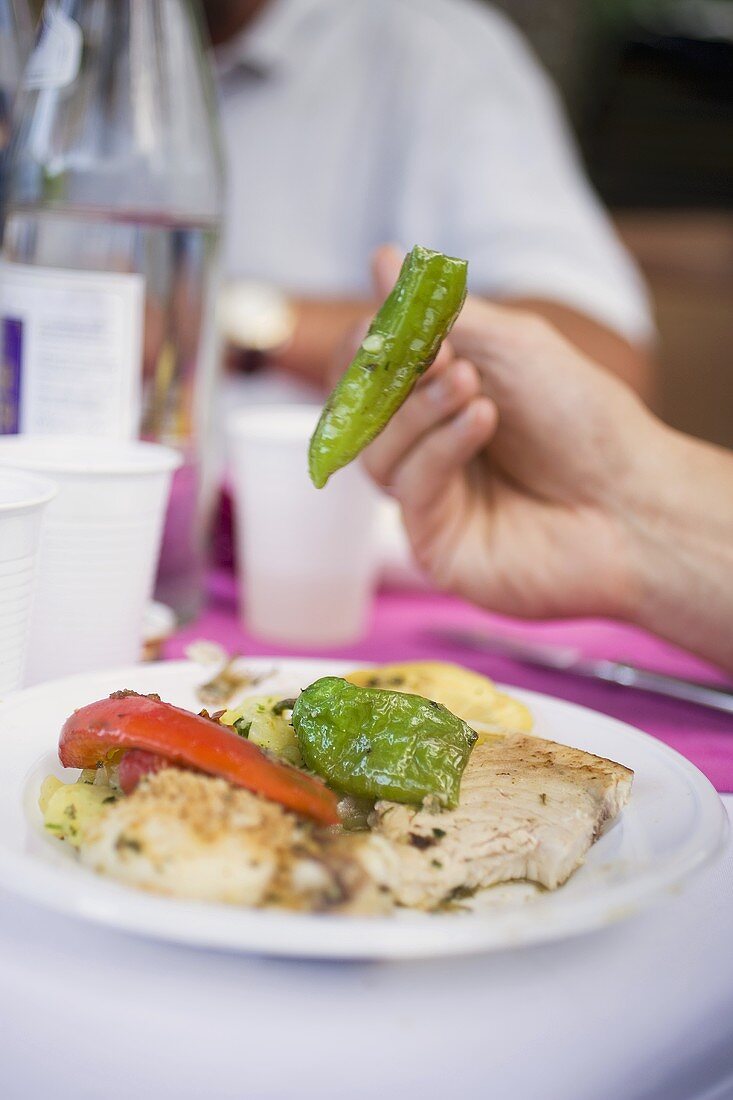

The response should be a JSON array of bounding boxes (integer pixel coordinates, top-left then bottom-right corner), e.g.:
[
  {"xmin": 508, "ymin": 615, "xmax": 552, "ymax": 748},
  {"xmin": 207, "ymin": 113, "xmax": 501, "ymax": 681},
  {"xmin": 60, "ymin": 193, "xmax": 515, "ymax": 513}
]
[{"xmin": 0, "ymin": 798, "xmax": 731, "ymax": 1100}]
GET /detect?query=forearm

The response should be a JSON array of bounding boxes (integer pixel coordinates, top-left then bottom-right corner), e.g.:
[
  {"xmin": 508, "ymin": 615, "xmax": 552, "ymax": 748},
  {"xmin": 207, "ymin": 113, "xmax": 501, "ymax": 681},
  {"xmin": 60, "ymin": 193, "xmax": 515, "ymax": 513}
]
[
  {"xmin": 271, "ymin": 298, "xmax": 377, "ymax": 387},
  {"xmin": 270, "ymin": 292, "xmax": 653, "ymax": 395},
  {"xmin": 502, "ymin": 298, "xmax": 654, "ymax": 399},
  {"xmin": 627, "ymin": 426, "xmax": 733, "ymax": 673}
]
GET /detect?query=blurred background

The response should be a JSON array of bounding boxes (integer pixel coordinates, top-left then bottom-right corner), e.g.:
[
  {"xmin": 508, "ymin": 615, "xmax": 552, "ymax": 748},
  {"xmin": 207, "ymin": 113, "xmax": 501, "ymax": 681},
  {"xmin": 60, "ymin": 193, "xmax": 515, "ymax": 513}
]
[
  {"xmin": 11, "ymin": 0, "xmax": 733, "ymax": 453},
  {"xmin": 0, "ymin": 0, "xmax": 731, "ymax": 652},
  {"xmin": 491, "ymin": 0, "xmax": 733, "ymax": 449}
]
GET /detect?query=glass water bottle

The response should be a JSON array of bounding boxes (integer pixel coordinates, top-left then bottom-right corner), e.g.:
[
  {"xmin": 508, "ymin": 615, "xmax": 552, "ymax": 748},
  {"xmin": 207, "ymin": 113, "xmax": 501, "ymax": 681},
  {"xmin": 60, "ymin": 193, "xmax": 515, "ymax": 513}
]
[
  {"xmin": 0, "ymin": 0, "xmax": 33, "ymax": 217},
  {"xmin": 1, "ymin": 0, "xmax": 225, "ymax": 620}
]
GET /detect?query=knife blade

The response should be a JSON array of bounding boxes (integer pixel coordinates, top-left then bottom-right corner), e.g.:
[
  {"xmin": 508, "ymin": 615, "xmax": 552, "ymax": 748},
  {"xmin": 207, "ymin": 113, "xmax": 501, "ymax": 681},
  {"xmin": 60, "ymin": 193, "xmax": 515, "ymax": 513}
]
[{"xmin": 430, "ymin": 628, "xmax": 733, "ymax": 715}]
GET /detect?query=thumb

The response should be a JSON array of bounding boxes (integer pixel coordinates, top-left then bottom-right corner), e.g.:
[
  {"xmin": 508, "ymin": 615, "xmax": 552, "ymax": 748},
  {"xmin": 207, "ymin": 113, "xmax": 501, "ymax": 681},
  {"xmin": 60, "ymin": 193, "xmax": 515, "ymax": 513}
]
[
  {"xmin": 371, "ymin": 243, "xmax": 404, "ymax": 300},
  {"xmin": 450, "ymin": 296, "xmax": 544, "ymax": 401}
]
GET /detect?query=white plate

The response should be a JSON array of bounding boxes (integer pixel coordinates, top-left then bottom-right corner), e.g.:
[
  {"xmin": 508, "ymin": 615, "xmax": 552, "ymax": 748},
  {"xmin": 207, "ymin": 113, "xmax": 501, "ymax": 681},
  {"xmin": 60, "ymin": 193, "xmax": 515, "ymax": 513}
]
[{"xmin": 0, "ymin": 658, "xmax": 727, "ymax": 960}]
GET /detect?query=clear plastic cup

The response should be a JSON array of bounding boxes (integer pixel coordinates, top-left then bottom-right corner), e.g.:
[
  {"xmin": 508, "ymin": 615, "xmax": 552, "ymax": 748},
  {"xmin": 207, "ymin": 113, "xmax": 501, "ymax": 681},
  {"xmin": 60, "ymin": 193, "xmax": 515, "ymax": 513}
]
[
  {"xmin": 228, "ymin": 405, "xmax": 380, "ymax": 647},
  {"xmin": 0, "ymin": 436, "xmax": 181, "ymax": 684},
  {"xmin": 0, "ymin": 469, "xmax": 56, "ymax": 695}
]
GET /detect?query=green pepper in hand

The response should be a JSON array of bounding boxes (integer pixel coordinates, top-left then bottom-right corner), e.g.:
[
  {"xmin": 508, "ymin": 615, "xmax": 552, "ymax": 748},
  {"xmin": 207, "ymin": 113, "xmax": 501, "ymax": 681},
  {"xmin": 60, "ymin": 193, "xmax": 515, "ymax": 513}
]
[
  {"xmin": 308, "ymin": 245, "xmax": 468, "ymax": 488},
  {"xmin": 292, "ymin": 677, "xmax": 477, "ymax": 808}
]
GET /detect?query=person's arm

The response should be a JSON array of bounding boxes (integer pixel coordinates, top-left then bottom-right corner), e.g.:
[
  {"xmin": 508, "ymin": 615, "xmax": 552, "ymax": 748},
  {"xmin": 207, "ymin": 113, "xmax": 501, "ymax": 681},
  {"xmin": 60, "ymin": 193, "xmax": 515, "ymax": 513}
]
[
  {"xmin": 271, "ymin": 298, "xmax": 377, "ymax": 387},
  {"xmin": 396, "ymin": 4, "xmax": 654, "ymax": 395},
  {"xmin": 503, "ymin": 298, "xmax": 654, "ymax": 398},
  {"xmin": 268, "ymin": 294, "xmax": 652, "ymax": 396},
  {"xmin": 629, "ymin": 427, "xmax": 733, "ymax": 670},
  {"xmin": 361, "ymin": 248, "xmax": 733, "ymax": 673}
]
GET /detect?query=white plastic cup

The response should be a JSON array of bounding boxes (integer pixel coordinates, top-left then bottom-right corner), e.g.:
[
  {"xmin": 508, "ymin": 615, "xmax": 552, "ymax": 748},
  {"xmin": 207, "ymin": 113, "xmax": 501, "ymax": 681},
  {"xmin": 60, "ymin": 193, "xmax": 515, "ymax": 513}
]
[
  {"xmin": 0, "ymin": 469, "xmax": 56, "ymax": 695},
  {"xmin": 0, "ymin": 436, "xmax": 181, "ymax": 684},
  {"xmin": 228, "ymin": 405, "xmax": 380, "ymax": 647}
]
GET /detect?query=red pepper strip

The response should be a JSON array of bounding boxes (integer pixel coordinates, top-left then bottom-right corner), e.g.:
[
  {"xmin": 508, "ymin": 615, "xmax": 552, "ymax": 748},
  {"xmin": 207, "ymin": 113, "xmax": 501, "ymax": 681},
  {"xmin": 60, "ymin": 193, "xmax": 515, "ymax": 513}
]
[
  {"xmin": 59, "ymin": 694, "xmax": 340, "ymax": 826},
  {"xmin": 118, "ymin": 749, "xmax": 172, "ymax": 795}
]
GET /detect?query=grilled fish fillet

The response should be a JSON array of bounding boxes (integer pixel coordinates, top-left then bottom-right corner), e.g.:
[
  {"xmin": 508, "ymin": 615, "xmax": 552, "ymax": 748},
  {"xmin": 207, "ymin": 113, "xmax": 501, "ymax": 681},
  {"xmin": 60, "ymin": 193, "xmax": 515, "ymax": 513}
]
[
  {"xmin": 79, "ymin": 769, "xmax": 397, "ymax": 914},
  {"xmin": 371, "ymin": 734, "xmax": 633, "ymax": 909}
]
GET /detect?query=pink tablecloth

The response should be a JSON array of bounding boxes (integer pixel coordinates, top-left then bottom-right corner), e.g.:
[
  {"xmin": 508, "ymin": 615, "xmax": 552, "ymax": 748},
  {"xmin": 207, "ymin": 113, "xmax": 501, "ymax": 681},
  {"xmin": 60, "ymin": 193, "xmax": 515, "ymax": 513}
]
[{"xmin": 166, "ymin": 570, "xmax": 733, "ymax": 793}]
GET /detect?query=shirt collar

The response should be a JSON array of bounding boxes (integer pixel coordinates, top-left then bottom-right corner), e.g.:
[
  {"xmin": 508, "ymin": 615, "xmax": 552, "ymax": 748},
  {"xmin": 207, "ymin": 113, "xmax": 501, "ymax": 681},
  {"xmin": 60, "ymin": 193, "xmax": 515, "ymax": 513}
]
[{"xmin": 214, "ymin": 0, "xmax": 331, "ymax": 79}]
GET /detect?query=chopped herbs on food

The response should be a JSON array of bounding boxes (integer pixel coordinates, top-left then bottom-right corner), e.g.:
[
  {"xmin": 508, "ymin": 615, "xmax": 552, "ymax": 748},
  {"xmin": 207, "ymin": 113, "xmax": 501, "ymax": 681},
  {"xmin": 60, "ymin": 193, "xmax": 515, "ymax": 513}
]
[
  {"xmin": 409, "ymin": 833, "xmax": 436, "ymax": 850},
  {"xmin": 272, "ymin": 698, "xmax": 297, "ymax": 716},
  {"xmin": 221, "ymin": 695, "xmax": 303, "ymax": 767}
]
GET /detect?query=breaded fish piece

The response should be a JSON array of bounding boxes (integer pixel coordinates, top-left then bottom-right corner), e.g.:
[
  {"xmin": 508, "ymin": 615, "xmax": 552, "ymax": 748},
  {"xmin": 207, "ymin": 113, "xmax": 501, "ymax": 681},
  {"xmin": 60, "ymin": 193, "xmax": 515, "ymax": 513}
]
[
  {"xmin": 371, "ymin": 734, "xmax": 633, "ymax": 909},
  {"xmin": 79, "ymin": 769, "xmax": 397, "ymax": 914}
]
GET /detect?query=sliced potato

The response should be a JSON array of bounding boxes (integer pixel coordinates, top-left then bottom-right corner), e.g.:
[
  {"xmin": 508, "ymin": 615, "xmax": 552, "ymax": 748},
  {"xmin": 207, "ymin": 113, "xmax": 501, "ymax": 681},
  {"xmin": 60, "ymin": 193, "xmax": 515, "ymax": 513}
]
[
  {"xmin": 220, "ymin": 694, "xmax": 302, "ymax": 767},
  {"xmin": 38, "ymin": 774, "xmax": 64, "ymax": 813},
  {"xmin": 44, "ymin": 781, "xmax": 118, "ymax": 848},
  {"xmin": 345, "ymin": 661, "xmax": 533, "ymax": 740}
]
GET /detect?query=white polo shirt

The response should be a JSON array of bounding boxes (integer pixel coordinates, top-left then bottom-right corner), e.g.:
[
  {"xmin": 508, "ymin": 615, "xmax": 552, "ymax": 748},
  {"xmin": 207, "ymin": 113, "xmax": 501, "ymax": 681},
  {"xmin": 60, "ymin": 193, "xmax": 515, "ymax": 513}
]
[{"xmin": 216, "ymin": 0, "xmax": 652, "ymax": 343}]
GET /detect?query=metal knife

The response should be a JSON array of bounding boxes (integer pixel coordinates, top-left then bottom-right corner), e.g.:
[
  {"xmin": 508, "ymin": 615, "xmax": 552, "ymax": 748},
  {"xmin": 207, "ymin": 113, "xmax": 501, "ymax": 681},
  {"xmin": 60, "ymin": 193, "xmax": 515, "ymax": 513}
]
[{"xmin": 430, "ymin": 628, "xmax": 733, "ymax": 715}]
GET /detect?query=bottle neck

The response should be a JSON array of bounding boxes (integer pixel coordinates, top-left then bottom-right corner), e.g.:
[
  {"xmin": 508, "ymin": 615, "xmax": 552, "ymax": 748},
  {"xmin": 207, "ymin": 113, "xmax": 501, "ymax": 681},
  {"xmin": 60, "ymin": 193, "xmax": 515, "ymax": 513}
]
[
  {"xmin": 56, "ymin": 0, "xmax": 197, "ymax": 26},
  {"xmin": 0, "ymin": 0, "xmax": 33, "ymax": 90},
  {"xmin": 7, "ymin": 0, "xmax": 224, "ymax": 221},
  {"xmin": 52, "ymin": 0, "xmax": 205, "ymax": 82}
]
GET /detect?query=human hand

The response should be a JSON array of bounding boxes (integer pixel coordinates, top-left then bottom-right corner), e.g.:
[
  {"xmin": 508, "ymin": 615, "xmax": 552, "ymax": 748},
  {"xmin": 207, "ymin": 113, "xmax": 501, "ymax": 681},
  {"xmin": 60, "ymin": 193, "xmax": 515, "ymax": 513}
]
[{"xmin": 362, "ymin": 246, "xmax": 664, "ymax": 622}]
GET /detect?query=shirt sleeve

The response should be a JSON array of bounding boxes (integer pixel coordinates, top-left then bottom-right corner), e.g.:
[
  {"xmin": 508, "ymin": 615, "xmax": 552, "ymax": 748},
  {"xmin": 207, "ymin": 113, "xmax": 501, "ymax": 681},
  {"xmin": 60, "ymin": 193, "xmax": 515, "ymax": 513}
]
[{"xmin": 389, "ymin": 1, "xmax": 654, "ymax": 344}]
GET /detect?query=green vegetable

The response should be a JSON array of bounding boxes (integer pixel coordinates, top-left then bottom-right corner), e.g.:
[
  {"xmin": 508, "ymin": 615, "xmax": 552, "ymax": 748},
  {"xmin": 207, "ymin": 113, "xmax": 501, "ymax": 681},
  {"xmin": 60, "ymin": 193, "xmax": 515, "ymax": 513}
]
[
  {"xmin": 292, "ymin": 676, "xmax": 477, "ymax": 807},
  {"xmin": 308, "ymin": 245, "xmax": 468, "ymax": 488}
]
